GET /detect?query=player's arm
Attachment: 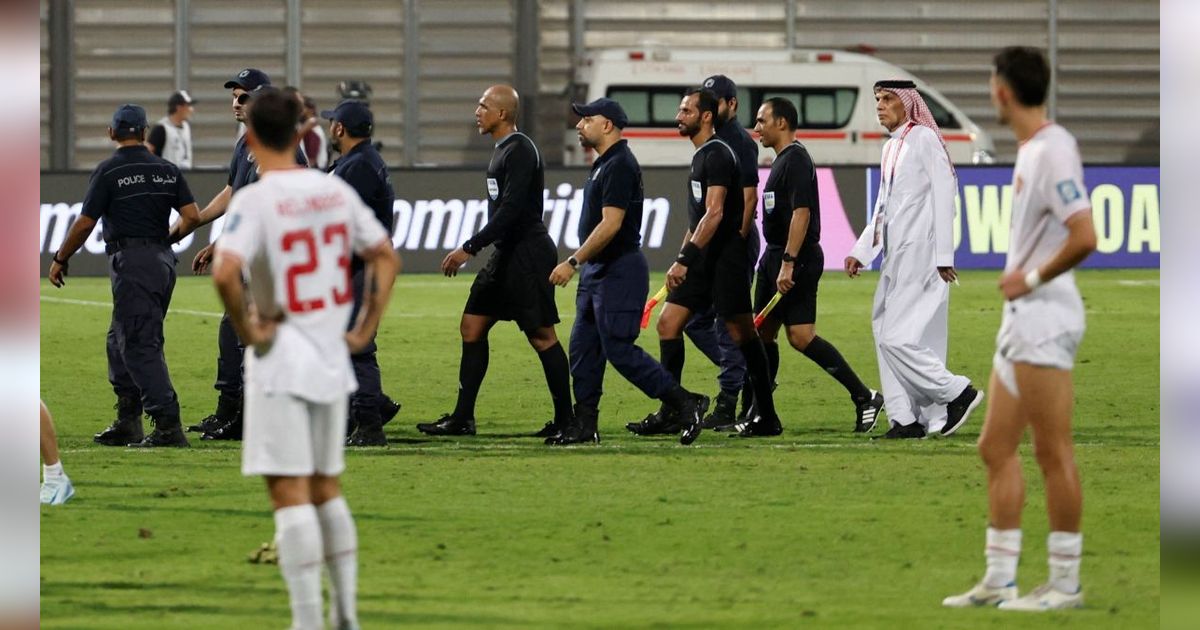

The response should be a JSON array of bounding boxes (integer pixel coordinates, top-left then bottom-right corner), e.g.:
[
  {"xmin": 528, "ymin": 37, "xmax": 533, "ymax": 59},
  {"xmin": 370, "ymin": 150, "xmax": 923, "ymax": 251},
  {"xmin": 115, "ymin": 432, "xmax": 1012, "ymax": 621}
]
[
  {"xmin": 924, "ymin": 132, "xmax": 959, "ymax": 282},
  {"xmin": 47, "ymin": 214, "xmax": 98, "ymax": 288},
  {"xmin": 777, "ymin": 206, "xmax": 810, "ymax": 294},
  {"xmin": 689, "ymin": 185, "xmax": 726, "ymax": 250},
  {"xmin": 212, "ymin": 250, "xmax": 275, "ymax": 353},
  {"xmin": 1000, "ymin": 210, "xmax": 1096, "ymax": 300},
  {"xmin": 463, "ymin": 145, "xmax": 533, "ymax": 252},
  {"xmin": 740, "ymin": 186, "xmax": 757, "ymax": 238},
  {"xmin": 346, "ymin": 240, "xmax": 401, "ymax": 353},
  {"xmin": 550, "ymin": 205, "xmax": 625, "ymax": 287}
]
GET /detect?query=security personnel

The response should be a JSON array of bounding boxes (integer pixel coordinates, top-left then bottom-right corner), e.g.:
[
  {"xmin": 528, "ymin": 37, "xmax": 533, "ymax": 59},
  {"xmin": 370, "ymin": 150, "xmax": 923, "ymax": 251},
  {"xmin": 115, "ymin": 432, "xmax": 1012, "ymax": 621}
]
[
  {"xmin": 169, "ymin": 68, "xmax": 307, "ymax": 441},
  {"xmin": 547, "ymin": 98, "xmax": 707, "ymax": 445},
  {"xmin": 322, "ymin": 99, "xmax": 402, "ymax": 446},
  {"xmin": 48, "ymin": 104, "xmax": 202, "ymax": 447},
  {"xmin": 146, "ymin": 90, "xmax": 194, "ymax": 169},
  {"xmin": 753, "ymin": 96, "xmax": 884, "ymax": 433}
]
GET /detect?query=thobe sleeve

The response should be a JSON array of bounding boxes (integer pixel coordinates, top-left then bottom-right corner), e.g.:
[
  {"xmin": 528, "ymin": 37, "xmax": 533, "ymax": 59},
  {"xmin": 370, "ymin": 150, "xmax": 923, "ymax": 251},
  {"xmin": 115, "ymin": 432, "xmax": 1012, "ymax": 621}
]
[{"xmin": 922, "ymin": 130, "xmax": 957, "ymax": 267}]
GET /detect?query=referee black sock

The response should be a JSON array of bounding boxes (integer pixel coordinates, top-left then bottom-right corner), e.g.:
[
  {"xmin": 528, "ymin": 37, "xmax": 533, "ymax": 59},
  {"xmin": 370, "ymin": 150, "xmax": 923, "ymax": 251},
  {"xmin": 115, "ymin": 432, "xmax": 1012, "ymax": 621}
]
[
  {"xmin": 659, "ymin": 338, "xmax": 686, "ymax": 384},
  {"xmin": 537, "ymin": 342, "xmax": 573, "ymax": 424},
  {"xmin": 802, "ymin": 336, "xmax": 872, "ymax": 402},
  {"xmin": 452, "ymin": 340, "xmax": 489, "ymax": 420},
  {"xmin": 739, "ymin": 339, "xmax": 778, "ymax": 421},
  {"xmin": 764, "ymin": 341, "xmax": 781, "ymax": 383}
]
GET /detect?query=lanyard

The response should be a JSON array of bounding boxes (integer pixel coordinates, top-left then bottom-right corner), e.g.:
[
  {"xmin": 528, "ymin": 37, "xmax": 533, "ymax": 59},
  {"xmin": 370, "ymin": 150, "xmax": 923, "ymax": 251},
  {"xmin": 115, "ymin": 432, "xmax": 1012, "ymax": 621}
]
[{"xmin": 880, "ymin": 121, "xmax": 916, "ymax": 205}]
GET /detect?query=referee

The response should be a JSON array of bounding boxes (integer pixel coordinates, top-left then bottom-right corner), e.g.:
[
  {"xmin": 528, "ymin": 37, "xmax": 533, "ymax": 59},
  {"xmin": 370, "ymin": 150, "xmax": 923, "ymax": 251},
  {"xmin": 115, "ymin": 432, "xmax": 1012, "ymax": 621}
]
[
  {"xmin": 417, "ymin": 85, "xmax": 572, "ymax": 437},
  {"xmin": 48, "ymin": 104, "xmax": 201, "ymax": 447},
  {"xmin": 547, "ymin": 98, "xmax": 707, "ymax": 445},
  {"xmin": 631, "ymin": 88, "xmax": 782, "ymax": 438},
  {"xmin": 322, "ymin": 99, "xmax": 403, "ymax": 446},
  {"xmin": 752, "ymin": 97, "xmax": 884, "ymax": 434}
]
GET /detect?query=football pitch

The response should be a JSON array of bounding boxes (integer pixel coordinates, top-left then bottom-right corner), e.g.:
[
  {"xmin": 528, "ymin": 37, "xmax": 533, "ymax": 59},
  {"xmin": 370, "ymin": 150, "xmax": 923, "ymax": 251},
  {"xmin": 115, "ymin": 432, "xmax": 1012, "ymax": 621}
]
[{"xmin": 39, "ymin": 269, "xmax": 1159, "ymax": 629}]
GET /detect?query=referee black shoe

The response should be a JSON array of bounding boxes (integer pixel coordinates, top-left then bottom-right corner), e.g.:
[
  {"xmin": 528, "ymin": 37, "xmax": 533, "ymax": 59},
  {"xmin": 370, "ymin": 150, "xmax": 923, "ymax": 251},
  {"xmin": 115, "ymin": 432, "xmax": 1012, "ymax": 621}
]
[
  {"xmin": 942, "ymin": 385, "xmax": 984, "ymax": 436},
  {"xmin": 873, "ymin": 422, "xmax": 927, "ymax": 440},
  {"xmin": 678, "ymin": 393, "xmax": 709, "ymax": 446},
  {"xmin": 416, "ymin": 414, "xmax": 476, "ymax": 436},
  {"xmin": 854, "ymin": 391, "xmax": 885, "ymax": 433},
  {"xmin": 546, "ymin": 406, "xmax": 599, "ymax": 446},
  {"xmin": 730, "ymin": 415, "xmax": 784, "ymax": 438},
  {"xmin": 625, "ymin": 407, "xmax": 682, "ymax": 436},
  {"xmin": 701, "ymin": 391, "xmax": 738, "ymax": 430}
]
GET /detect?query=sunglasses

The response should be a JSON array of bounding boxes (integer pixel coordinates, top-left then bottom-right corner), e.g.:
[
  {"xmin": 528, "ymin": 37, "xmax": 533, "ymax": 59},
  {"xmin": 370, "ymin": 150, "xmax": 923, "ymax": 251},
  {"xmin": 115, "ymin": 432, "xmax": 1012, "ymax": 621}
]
[{"xmin": 236, "ymin": 93, "xmax": 251, "ymax": 105}]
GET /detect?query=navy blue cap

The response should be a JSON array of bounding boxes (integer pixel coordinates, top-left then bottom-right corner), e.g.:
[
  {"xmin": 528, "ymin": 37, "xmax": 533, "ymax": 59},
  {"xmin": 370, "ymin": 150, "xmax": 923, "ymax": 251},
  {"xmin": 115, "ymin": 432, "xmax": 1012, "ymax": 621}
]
[
  {"xmin": 571, "ymin": 98, "xmax": 628, "ymax": 129},
  {"xmin": 224, "ymin": 68, "xmax": 271, "ymax": 91},
  {"xmin": 321, "ymin": 99, "xmax": 374, "ymax": 137},
  {"xmin": 111, "ymin": 104, "xmax": 148, "ymax": 133},
  {"xmin": 701, "ymin": 74, "xmax": 737, "ymax": 101}
]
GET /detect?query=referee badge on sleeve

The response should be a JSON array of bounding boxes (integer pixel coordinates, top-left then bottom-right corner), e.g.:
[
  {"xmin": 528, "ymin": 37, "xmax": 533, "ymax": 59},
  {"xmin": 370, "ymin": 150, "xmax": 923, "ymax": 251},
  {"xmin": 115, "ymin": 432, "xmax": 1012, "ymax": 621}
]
[
  {"xmin": 1056, "ymin": 179, "xmax": 1082, "ymax": 205},
  {"xmin": 763, "ymin": 191, "xmax": 776, "ymax": 215},
  {"xmin": 486, "ymin": 178, "xmax": 500, "ymax": 200},
  {"xmin": 690, "ymin": 180, "xmax": 702, "ymax": 203}
]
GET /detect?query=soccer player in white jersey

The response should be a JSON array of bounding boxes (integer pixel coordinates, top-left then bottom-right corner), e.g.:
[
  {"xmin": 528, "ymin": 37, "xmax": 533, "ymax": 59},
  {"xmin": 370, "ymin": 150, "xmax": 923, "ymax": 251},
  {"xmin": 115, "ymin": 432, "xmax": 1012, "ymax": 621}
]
[
  {"xmin": 212, "ymin": 88, "xmax": 399, "ymax": 630},
  {"xmin": 943, "ymin": 46, "xmax": 1097, "ymax": 611}
]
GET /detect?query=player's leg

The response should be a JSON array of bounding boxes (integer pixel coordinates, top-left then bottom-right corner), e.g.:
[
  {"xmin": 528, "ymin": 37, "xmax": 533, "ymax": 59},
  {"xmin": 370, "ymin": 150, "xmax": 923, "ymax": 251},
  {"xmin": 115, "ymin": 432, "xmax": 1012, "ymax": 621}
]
[
  {"xmin": 943, "ymin": 365, "xmax": 1024, "ymax": 607},
  {"xmin": 723, "ymin": 312, "xmax": 782, "ymax": 436},
  {"xmin": 311, "ymin": 395, "xmax": 358, "ymax": 629},
  {"xmin": 525, "ymin": 324, "xmax": 574, "ymax": 432},
  {"xmin": 267, "ymin": 475, "xmax": 325, "ymax": 630},
  {"xmin": 416, "ymin": 313, "xmax": 495, "ymax": 435},
  {"xmin": 40, "ymin": 400, "xmax": 74, "ymax": 505}
]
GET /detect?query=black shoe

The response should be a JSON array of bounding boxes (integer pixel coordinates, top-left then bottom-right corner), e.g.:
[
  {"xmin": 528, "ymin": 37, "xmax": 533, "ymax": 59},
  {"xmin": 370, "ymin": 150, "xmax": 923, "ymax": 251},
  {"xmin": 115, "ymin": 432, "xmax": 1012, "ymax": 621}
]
[
  {"xmin": 201, "ymin": 414, "xmax": 243, "ymax": 441},
  {"xmin": 625, "ymin": 408, "xmax": 682, "ymax": 436},
  {"xmin": 346, "ymin": 424, "xmax": 388, "ymax": 447},
  {"xmin": 701, "ymin": 391, "xmax": 738, "ymax": 430},
  {"xmin": 547, "ymin": 405, "xmax": 599, "ymax": 446},
  {"xmin": 730, "ymin": 415, "xmax": 784, "ymax": 438},
  {"xmin": 189, "ymin": 394, "xmax": 240, "ymax": 432},
  {"xmin": 379, "ymin": 396, "xmax": 402, "ymax": 427},
  {"xmin": 854, "ymin": 391, "xmax": 885, "ymax": 433},
  {"xmin": 873, "ymin": 422, "xmax": 927, "ymax": 440},
  {"xmin": 94, "ymin": 417, "xmax": 144, "ymax": 446},
  {"xmin": 942, "ymin": 385, "xmax": 984, "ymax": 436},
  {"xmin": 416, "ymin": 414, "xmax": 476, "ymax": 436},
  {"xmin": 128, "ymin": 421, "xmax": 189, "ymax": 448},
  {"xmin": 188, "ymin": 413, "xmax": 226, "ymax": 434},
  {"xmin": 533, "ymin": 420, "xmax": 565, "ymax": 439},
  {"xmin": 678, "ymin": 393, "xmax": 709, "ymax": 446}
]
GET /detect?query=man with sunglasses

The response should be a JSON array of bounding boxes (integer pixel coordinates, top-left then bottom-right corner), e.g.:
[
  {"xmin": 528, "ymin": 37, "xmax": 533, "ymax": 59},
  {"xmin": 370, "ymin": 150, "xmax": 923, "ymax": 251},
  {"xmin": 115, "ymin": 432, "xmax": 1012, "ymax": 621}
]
[{"xmin": 168, "ymin": 68, "xmax": 308, "ymax": 441}]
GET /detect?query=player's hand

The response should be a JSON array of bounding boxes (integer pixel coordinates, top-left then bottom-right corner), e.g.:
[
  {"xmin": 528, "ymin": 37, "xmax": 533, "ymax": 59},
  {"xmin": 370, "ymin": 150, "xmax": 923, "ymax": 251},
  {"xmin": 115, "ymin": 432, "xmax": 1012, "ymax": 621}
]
[
  {"xmin": 776, "ymin": 261, "xmax": 795, "ymax": 294},
  {"xmin": 244, "ymin": 312, "xmax": 279, "ymax": 356},
  {"xmin": 192, "ymin": 244, "xmax": 215, "ymax": 274},
  {"xmin": 549, "ymin": 261, "xmax": 576, "ymax": 287},
  {"xmin": 998, "ymin": 269, "xmax": 1032, "ymax": 301},
  {"xmin": 666, "ymin": 262, "xmax": 688, "ymax": 290},
  {"xmin": 937, "ymin": 266, "xmax": 958, "ymax": 284},
  {"xmin": 345, "ymin": 327, "xmax": 374, "ymax": 354},
  {"xmin": 441, "ymin": 248, "xmax": 471, "ymax": 277},
  {"xmin": 844, "ymin": 256, "xmax": 863, "ymax": 278},
  {"xmin": 48, "ymin": 259, "xmax": 68, "ymax": 288}
]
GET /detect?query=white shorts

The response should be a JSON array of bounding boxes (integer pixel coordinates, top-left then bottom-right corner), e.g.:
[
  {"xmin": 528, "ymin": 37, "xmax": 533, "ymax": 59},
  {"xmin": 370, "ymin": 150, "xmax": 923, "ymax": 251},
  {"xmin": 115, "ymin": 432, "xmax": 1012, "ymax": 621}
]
[
  {"xmin": 241, "ymin": 384, "xmax": 348, "ymax": 477},
  {"xmin": 992, "ymin": 329, "xmax": 1083, "ymax": 397}
]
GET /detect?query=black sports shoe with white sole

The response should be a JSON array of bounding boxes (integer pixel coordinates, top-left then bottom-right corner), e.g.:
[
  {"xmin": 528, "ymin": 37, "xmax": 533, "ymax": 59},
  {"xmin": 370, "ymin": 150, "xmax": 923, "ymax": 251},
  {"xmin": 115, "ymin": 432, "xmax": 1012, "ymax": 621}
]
[
  {"xmin": 942, "ymin": 385, "xmax": 984, "ymax": 436},
  {"xmin": 678, "ymin": 394, "xmax": 709, "ymax": 446},
  {"xmin": 854, "ymin": 391, "xmax": 885, "ymax": 433},
  {"xmin": 874, "ymin": 422, "xmax": 927, "ymax": 440},
  {"xmin": 730, "ymin": 415, "xmax": 783, "ymax": 438}
]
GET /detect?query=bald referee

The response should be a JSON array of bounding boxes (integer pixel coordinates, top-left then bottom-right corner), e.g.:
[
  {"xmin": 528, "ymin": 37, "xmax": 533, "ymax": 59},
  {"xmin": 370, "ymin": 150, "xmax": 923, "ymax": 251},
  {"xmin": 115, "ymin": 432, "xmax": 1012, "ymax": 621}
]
[{"xmin": 418, "ymin": 85, "xmax": 572, "ymax": 437}]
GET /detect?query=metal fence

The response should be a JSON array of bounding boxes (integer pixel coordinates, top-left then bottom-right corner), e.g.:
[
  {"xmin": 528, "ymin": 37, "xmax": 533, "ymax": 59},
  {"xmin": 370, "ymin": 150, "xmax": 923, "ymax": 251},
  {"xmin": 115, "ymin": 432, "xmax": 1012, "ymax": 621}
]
[{"xmin": 41, "ymin": 0, "xmax": 1159, "ymax": 170}]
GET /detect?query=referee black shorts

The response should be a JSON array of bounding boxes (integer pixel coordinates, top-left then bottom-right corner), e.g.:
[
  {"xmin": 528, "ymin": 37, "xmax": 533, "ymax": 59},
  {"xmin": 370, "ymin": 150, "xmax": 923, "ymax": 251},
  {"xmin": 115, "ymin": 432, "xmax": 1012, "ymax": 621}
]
[
  {"xmin": 463, "ymin": 231, "xmax": 560, "ymax": 331},
  {"xmin": 667, "ymin": 234, "xmax": 753, "ymax": 318},
  {"xmin": 754, "ymin": 244, "xmax": 823, "ymax": 326}
]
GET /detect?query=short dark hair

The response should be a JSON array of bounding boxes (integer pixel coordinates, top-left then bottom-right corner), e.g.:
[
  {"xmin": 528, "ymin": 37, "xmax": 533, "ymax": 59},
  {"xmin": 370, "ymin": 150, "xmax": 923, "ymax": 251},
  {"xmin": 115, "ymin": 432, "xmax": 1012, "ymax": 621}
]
[
  {"xmin": 246, "ymin": 87, "xmax": 302, "ymax": 151},
  {"xmin": 763, "ymin": 97, "xmax": 799, "ymax": 131},
  {"xmin": 684, "ymin": 87, "xmax": 720, "ymax": 125},
  {"xmin": 993, "ymin": 46, "xmax": 1050, "ymax": 107}
]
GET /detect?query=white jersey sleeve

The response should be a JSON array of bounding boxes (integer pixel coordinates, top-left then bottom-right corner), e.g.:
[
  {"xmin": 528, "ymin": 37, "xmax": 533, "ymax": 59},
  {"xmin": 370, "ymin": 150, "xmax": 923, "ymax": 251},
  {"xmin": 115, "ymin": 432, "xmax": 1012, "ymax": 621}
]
[
  {"xmin": 216, "ymin": 187, "xmax": 265, "ymax": 263},
  {"xmin": 1042, "ymin": 135, "xmax": 1090, "ymax": 223}
]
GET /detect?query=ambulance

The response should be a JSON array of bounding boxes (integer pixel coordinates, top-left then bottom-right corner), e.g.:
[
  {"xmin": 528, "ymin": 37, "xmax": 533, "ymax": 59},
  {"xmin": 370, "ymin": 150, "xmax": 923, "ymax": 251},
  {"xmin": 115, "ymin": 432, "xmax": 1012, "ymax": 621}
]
[{"xmin": 564, "ymin": 47, "xmax": 996, "ymax": 166}]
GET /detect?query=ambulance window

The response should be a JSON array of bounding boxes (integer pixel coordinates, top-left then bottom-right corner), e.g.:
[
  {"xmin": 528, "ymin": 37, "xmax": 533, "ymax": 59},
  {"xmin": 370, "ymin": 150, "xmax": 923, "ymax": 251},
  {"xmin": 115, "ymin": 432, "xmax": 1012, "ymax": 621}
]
[
  {"xmin": 609, "ymin": 90, "xmax": 650, "ymax": 125},
  {"xmin": 734, "ymin": 87, "xmax": 752, "ymax": 128},
  {"xmin": 804, "ymin": 92, "xmax": 836, "ymax": 126},
  {"xmin": 759, "ymin": 88, "xmax": 857, "ymax": 129},
  {"xmin": 917, "ymin": 90, "xmax": 960, "ymax": 129},
  {"xmin": 651, "ymin": 92, "xmax": 684, "ymax": 124}
]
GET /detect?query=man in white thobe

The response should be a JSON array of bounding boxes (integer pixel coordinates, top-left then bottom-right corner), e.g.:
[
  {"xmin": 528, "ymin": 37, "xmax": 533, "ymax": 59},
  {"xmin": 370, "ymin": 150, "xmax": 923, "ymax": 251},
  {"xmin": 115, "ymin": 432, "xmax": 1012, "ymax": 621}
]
[{"xmin": 845, "ymin": 79, "xmax": 984, "ymax": 439}]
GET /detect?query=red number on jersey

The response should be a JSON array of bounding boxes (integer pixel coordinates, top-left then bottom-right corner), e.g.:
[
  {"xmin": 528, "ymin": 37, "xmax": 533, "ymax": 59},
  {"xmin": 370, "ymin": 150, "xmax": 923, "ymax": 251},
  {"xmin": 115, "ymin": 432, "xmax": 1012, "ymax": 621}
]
[
  {"xmin": 323, "ymin": 223, "xmax": 353, "ymax": 305},
  {"xmin": 280, "ymin": 223, "xmax": 352, "ymax": 313}
]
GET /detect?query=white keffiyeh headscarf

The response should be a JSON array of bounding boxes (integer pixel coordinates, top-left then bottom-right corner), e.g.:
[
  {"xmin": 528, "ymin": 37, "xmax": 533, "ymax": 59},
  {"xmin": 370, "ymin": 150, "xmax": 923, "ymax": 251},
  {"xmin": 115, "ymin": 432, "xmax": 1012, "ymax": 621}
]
[{"xmin": 874, "ymin": 79, "xmax": 954, "ymax": 172}]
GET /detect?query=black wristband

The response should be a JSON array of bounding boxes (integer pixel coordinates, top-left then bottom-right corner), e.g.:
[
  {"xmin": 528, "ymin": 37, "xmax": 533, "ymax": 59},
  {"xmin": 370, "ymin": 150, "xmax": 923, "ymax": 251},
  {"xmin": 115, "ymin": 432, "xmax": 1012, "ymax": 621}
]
[
  {"xmin": 52, "ymin": 252, "xmax": 70, "ymax": 267},
  {"xmin": 676, "ymin": 242, "xmax": 701, "ymax": 267},
  {"xmin": 462, "ymin": 240, "xmax": 479, "ymax": 256},
  {"xmin": 781, "ymin": 252, "xmax": 797, "ymax": 263}
]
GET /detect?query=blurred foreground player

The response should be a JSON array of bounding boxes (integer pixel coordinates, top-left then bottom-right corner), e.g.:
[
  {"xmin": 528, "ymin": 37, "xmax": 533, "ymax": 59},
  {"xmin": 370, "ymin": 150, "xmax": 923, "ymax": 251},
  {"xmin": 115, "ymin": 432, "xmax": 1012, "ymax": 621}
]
[
  {"xmin": 40, "ymin": 401, "xmax": 74, "ymax": 505},
  {"xmin": 212, "ymin": 88, "xmax": 399, "ymax": 630}
]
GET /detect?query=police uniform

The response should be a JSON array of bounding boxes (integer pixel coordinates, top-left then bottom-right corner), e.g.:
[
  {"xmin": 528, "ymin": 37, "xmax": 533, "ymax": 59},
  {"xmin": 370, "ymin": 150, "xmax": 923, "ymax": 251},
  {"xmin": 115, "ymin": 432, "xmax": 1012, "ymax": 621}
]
[
  {"xmin": 755, "ymin": 141, "xmax": 823, "ymax": 325},
  {"xmin": 667, "ymin": 136, "xmax": 751, "ymax": 316},
  {"xmin": 324, "ymin": 99, "xmax": 397, "ymax": 443},
  {"xmin": 461, "ymin": 132, "xmax": 559, "ymax": 330},
  {"xmin": 83, "ymin": 105, "xmax": 194, "ymax": 446}
]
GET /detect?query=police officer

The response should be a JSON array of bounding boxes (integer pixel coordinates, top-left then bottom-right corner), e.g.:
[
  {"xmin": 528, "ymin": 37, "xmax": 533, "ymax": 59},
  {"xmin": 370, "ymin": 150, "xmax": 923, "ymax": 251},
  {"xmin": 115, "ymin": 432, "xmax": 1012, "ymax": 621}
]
[
  {"xmin": 322, "ymin": 99, "xmax": 403, "ymax": 446},
  {"xmin": 631, "ymin": 88, "xmax": 782, "ymax": 439},
  {"xmin": 753, "ymin": 97, "xmax": 884, "ymax": 433},
  {"xmin": 418, "ymin": 85, "xmax": 573, "ymax": 437},
  {"xmin": 168, "ymin": 68, "xmax": 307, "ymax": 441},
  {"xmin": 48, "ymin": 104, "xmax": 202, "ymax": 447},
  {"xmin": 547, "ymin": 98, "xmax": 707, "ymax": 445}
]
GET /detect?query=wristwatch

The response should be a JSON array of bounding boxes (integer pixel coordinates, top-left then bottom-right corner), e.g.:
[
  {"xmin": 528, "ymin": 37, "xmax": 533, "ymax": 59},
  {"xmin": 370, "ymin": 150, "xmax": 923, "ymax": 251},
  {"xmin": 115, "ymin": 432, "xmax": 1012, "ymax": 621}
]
[
  {"xmin": 567, "ymin": 256, "xmax": 579, "ymax": 269},
  {"xmin": 781, "ymin": 252, "xmax": 797, "ymax": 263}
]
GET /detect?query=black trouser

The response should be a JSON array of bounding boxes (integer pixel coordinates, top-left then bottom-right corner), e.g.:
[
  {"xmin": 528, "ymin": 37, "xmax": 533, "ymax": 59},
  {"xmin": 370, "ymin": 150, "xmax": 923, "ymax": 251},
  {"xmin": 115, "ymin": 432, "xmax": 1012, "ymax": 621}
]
[
  {"xmin": 214, "ymin": 312, "xmax": 245, "ymax": 398},
  {"xmin": 106, "ymin": 244, "xmax": 180, "ymax": 419},
  {"xmin": 348, "ymin": 266, "xmax": 383, "ymax": 411}
]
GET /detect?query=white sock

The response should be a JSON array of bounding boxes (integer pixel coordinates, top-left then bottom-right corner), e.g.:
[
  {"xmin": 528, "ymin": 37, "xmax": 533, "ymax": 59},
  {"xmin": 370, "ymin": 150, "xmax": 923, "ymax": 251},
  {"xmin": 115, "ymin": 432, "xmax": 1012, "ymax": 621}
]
[
  {"xmin": 317, "ymin": 496, "xmax": 359, "ymax": 627},
  {"xmin": 1047, "ymin": 531, "xmax": 1083, "ymax": 593},
  {"xmin": 274, "ymin": 504, "xmax": 325, "ymax": 630},
  {"xmin": 43, "ymin": 462, "xmax": 64, "ymax": 479},
  {"xmin": 983, "ymin": 527, "xmax": 1021, "ymax": 588}
]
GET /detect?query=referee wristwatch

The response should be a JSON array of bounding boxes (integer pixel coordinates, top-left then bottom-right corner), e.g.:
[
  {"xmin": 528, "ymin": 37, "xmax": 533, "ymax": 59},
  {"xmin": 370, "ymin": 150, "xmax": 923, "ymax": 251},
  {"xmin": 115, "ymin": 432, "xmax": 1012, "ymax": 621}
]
[
  {"xmin": 567, "ymin": 256, "xmax": 579, "ymax": 269},
  {"xmin": 781, "ymin": 252, "xmax": 798, "ymax": 263}
]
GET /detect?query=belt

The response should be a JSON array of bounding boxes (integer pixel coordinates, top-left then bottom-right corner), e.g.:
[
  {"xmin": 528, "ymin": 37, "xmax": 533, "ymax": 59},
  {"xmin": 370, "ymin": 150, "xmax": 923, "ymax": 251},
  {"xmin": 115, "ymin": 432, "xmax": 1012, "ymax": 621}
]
[{"xmin": 106, "ymin": 237, "xmax": 169, "ymax": 255}]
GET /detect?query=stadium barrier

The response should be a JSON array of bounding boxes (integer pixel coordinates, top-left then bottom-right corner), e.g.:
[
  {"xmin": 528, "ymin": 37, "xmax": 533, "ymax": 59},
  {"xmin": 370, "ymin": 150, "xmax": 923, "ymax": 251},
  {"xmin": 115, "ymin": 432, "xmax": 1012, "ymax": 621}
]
[{"xmin": 40, "ymin": 166, "xmax": 1158, "ymax": 276}]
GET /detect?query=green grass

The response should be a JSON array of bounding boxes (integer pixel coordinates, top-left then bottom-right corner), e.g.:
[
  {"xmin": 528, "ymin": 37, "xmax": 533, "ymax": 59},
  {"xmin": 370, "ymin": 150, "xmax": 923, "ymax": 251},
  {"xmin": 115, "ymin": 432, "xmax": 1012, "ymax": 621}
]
[{"xmin": 40, "ymin": 269, "xmax": 1160, "ymax": 629}]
